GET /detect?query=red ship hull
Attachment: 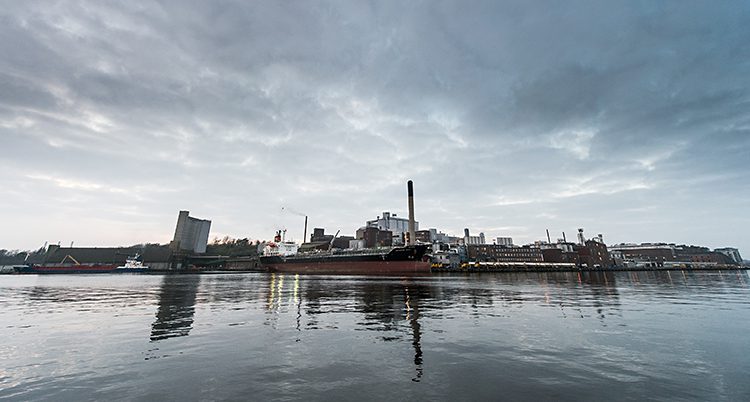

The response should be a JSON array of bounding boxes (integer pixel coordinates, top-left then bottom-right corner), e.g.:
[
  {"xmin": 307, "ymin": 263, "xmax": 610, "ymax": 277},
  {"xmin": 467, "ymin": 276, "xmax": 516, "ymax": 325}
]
[{"xmin": 18, "ymin": 264, "xmax": 120, "ymax": 274}]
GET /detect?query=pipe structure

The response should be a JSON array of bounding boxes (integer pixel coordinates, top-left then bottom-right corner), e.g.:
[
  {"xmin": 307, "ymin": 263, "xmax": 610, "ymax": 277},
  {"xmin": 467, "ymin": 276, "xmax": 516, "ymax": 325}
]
[
  {"xmin": 303, "ymin": 216, "xmax": 308, "ymax": 243},
  {"xmin": 407, "ymin": 180, "xmax": 416, "ymax": 246}
]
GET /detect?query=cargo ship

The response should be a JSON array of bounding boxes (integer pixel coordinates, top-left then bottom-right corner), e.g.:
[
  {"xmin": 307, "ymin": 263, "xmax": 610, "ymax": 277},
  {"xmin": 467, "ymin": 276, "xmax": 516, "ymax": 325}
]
[
  {"xmin": 259, "ymin": 180, "xmax": 431, "ymax": 275},
  {"xmin": 260, "ymin": 242, "xmax": 431, "ymax": 275}
]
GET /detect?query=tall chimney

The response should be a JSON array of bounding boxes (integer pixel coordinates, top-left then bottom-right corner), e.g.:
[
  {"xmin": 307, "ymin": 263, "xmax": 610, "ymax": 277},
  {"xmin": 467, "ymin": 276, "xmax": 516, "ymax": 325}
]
[
  {"xmin": 303, "ymin": 216, "xmax": 308, "ymax": 243},
  {"xmin": 407, "ymin": 180, "xmax": 416, "ymax": 246},
  {"xmin": 546, "ymin": 229, "xmax": 551, "ymax": 244}
]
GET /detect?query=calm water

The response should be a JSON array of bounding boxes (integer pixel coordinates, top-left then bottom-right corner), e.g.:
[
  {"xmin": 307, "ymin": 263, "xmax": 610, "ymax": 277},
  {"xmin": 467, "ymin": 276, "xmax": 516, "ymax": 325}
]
[{"xmin": 1, "ymin": 271, "xmax": 749, "ymax": 401}]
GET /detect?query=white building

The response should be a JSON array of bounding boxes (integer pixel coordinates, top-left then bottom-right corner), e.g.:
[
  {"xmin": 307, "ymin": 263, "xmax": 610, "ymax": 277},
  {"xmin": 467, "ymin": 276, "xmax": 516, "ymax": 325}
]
[
  {"xmin": 496, "ymin": 237, "xmax": 513, "ymax": 246},
  {"xmin": 465, "ymin": 233, "xmax": 486, "ymax": 245},
  {"xmin": 463, "ymin": 228, "xmax": 486, "ymax": 245},
  {"xmin": 366, "ymin": 212, "xmax": 418, "ymax": 235}
]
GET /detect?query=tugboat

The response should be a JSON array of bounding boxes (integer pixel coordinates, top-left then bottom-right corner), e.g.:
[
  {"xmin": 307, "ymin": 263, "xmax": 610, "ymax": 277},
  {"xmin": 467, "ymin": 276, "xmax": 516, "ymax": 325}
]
[{"xmin": 115, "ymin": 254, "xmax": 150, "ymax": 272}]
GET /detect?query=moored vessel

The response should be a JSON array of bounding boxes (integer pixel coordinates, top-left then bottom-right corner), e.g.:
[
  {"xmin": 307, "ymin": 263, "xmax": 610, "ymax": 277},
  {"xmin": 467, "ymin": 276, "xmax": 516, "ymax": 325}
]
[
  {"xmin": 259, "ymin": 180, "xmax": 431, "ymax": 275},
  {"xmin": 15, "ymin": 254, "xmax": 149, "ymax": 274},
  {"xmin": 16, "ymin": 263, "xmax": 119, "ymax": 274},
  {"xmin": 115, "ymin": 254, "xmax": 150, "ymax": 272},
  {"xmin": 260, "ymin": 243, "xmax": 431, "ymax": 275}
]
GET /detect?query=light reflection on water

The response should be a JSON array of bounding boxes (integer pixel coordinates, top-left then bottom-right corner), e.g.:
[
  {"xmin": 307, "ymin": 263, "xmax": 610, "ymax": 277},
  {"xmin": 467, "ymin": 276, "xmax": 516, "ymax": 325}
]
[{"xmin": 1, "ymin": 270, "xmax": 749, "ymax": 401}]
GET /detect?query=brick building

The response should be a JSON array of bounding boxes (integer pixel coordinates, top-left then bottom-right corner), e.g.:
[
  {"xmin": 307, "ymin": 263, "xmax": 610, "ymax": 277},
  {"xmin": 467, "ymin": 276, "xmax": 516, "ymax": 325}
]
[
  {"xmin": 467, "ymin": 245, "xmax": 543, "ymax": 262},
  {"xmin": 356, "ymin": 227, "xmax": 393, "ymax": 248}
]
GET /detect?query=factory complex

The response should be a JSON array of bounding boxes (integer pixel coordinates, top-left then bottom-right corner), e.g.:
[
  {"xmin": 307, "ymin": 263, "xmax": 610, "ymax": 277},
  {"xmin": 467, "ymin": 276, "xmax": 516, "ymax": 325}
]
[{"xmin": 2, "ymin": 207, "xmax": 745, "ymax": 273}]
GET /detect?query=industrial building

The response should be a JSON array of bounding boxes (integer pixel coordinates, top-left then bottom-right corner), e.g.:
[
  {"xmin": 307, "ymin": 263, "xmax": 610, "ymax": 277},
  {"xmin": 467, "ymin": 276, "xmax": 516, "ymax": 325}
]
[
  {"xmin": 170, "ymin": 211, "xmax": 211, "ymax": 254},
  {"xmin": 300, "ymin": 228, "xmax": 355, "ymax": 251},
  {"xmin": 463, "ymin": 229, "xmax": 486, "ymax": 245},
  {"xmin": 366, "ymin": 212, "xmax": 417, "ymax": 245},
  {"xmin": 608, "ymin": 242, "xmax": 741, "ymax": 267},
  {"xmin": 467, "ymin": 244, "xmax": 543, "ymax": 262},
  {"xmin": 355, "ymin": 226, "xmax": 393, "ymax": 248},
  {"xmin": 715, "ymin": 248, "xmax": 743, "ymax": 264},
  {"xmin": 496, "ymin": 237, "xmax": 514, "ymax": 246}
]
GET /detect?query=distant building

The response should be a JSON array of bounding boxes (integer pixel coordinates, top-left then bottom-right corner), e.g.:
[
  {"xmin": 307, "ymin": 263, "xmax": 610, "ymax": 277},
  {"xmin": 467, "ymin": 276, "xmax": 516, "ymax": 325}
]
[
  {"xmin": 541, "ymin": 248, "xmax": 580, "ymax": 264},
  {"xmin": 310, "ymin": 228, "xmax": 330, "ymax": 243},
  {"xmin": 578, "ymin": 240, "xmax": 612, "ymax": 268},
  {"xmin": 496, "ymin": 237, "xmax": 513, "ymax": 246},
  {"xmin": 170, "ymin": 211, "xmax": 211, "ymax": 254},
  {"xmin": 365, "ymin": 212, "xmax": 419, "ymax": 244},
  {"xmin": 420, "ymin": 229, "xmax": 461, "ymax": 245},
  {"xmin": 467, "ymin": 244, "xmax": 543, "ymax": 262},
  {"xmin": 305, "ymin": 228, "xmax": 354, "ymax": 250},
  {"xmin": 366, "ymin": 212, "xmax": 417, "ymax": 240},
  {"xmin": 609, "ymin": 243, "xmax": 675, "ymax": 265},
  {"xmin": 415, "ymin": 230, "xmax": 433, "ymax": 243},
  {"xmin": 609, "ymin": 242, "xmax": 737, "ymax": 267},
  {"xmin": 356, "ymin": 226, "xmax": 393, "ymax": 248},
  {"xmin": 463, "ymin": 228, "xmax": 486, "ymax": 245},
  {"xmin": 537, "ymin": 239, "xmax": 611, "ymax": 267},
  {"xmin": 715, "ymin": 248, "xmax": 743, "ymax": 264}
]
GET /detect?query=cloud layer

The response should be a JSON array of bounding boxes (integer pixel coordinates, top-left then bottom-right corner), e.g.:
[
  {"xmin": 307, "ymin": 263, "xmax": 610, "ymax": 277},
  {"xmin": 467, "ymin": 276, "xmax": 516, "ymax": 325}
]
[{"xmin": 1, "ymin": 1, "xmax": 748, "ymax": 254}]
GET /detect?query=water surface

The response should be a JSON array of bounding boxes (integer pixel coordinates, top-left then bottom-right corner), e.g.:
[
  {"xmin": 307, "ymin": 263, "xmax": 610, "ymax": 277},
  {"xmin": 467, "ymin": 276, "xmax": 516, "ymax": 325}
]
[{"xmin": 1, "ymin": 271, "xmax": 749, "ymax": 401}]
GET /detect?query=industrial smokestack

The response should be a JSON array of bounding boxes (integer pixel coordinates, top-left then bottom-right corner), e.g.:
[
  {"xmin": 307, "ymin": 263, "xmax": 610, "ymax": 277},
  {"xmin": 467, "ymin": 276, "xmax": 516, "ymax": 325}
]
[
  {"xmin": 303, "ymin": 216, "xmax": 308, "ymax": 243},
  {"xmin": 546, "ymin": 229, "xmax": 551, "ymax": 244},
  {"xmin": 562, "ymin": 232, "xmax": 567, "ymax": 243},
  {"xmin": 578, "ymin": 228, "xmax": 585, "ymax": 245},
  {"xmin": 407, "ymin": 180, "xmax": 416, "ymax": 246}
]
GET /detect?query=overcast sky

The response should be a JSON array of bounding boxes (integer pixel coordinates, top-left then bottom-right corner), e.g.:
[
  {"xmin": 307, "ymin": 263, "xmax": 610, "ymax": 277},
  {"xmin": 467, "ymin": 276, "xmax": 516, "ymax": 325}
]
[{"xmin": 1, "ymin": 1, "xmax": 748, "ymax": 255}]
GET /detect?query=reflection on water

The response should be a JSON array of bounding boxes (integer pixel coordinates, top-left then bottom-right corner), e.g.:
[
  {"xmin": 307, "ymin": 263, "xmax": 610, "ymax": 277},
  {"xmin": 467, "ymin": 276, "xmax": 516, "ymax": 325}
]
[
  {"xmin": 150, "ymin": 275, "xmax": 201, "ymax": 341},
  {"xmin": 0, "ymin": 270, "xmax": 748, "ymax": 401},
  {"xmin": 406, "ymin": 286, "xmax": 424, "ymax": 382},
  {"xmin": 260, "ymin": 272, "xmax": 624, "ymax": 384}
]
